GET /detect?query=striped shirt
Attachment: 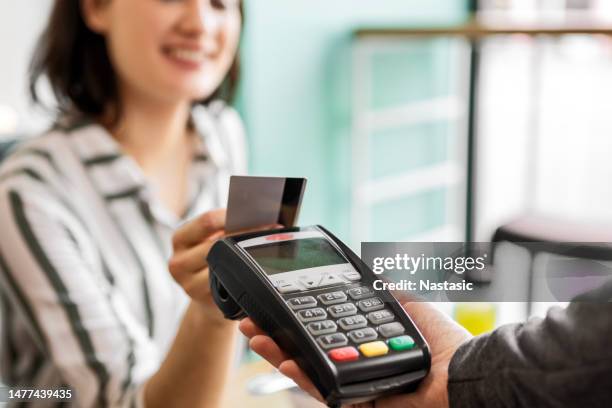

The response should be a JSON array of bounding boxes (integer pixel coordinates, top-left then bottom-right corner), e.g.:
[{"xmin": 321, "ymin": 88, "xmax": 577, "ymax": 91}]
[{"xmin": 0, "ymin": 103, "xmax": 247, "ymax": 407}]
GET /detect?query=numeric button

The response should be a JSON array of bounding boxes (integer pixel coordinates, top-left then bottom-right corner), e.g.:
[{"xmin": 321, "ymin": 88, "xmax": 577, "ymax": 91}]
[
  {"xmin": 348, "ymin": 286, "xmax": 374, "ymax": 300},
  {"xmin": 297, "ymin": 308, "xmax": 327, "ymax": 323},
  {"xmin": 337, "ymin": 315, "xmax": 368, "ymax": 330},
  {"xmin": 328, "ymin": 303, "xmax": 358, "ymax": 318},
  {"xmin": 318, "ymin": 291, "xmax": 347, "ymax": 305},
  {"xmin": 348, "ymin": 327, "xmax": 378, "ymax": 344},
  {"xmin": 367, "ymin": 309, "xmax": 394, "ymax": 325},
  {"xmin": 317, "ymin": 333, "xmax": 348, "ymax": 350},
  {"xmin": 287, "ymin": 296, "xmax": 317, "ymax": 310},
  {"xmin": 307, "ymin": 320, "xmax": 337, "ymax": 336},
  {"xmin": 357, "ymin": 297, "xmax": 384, "ymax": 312}
]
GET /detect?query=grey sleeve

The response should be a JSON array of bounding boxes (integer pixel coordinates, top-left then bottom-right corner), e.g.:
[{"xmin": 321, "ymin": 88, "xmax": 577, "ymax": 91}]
[{"xmin": 447, "ymin": 302, "xmax": 612, "ymax": 408}]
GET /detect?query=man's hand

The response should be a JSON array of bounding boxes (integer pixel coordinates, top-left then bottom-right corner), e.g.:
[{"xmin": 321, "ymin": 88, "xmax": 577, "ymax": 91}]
[{"xmin": 239, "ymin": 301, "xmax": 472, "ymax": 408}]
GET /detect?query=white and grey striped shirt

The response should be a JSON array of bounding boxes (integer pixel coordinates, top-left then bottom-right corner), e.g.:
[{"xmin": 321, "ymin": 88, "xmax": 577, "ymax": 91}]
[{"xmin": 0, "ymin": 104, "xmax": 247, "ymax": 407}]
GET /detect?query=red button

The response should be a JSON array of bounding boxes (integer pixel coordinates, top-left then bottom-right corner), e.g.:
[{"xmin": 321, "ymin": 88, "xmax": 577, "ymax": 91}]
[
  {"xmin": 265, "ymin": 233, "xmax": 294, "ymax": 241},
  {"xmin": 328, "ymin": 346, "xmax": 359, "ymax": 362}
]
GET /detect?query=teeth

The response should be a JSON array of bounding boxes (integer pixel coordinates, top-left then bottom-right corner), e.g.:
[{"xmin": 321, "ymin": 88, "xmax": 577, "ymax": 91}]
[{"xmin": 169, "ymin": 48, "xmax": 204, "ymax": 63}]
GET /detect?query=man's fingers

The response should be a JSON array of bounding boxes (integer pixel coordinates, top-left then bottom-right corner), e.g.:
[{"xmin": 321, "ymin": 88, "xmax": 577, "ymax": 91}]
[
  {"xmin": 238, "ymin": 318, "xmax": 267, "ymax": 338},
  {"xmin": 172, "ymin": 209, "xmax": 226, "ymax": 249},
  {"xmin": 249, "ymin": 335, "xmax": 290, "ymax": 368},
  {"xmin": 278, "ymin": 360, "xmax": 324, "ymax": 403},
  {"xmin": 243, "ymin": 325, "xmax": 325, "ymax": 403}
]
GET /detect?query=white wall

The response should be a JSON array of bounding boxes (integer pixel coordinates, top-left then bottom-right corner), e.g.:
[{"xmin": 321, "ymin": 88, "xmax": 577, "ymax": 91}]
[
  {"xmin": 0, "ymin": 1, "xmax": 53, "ymax": 136},
  {"xmin": 475, "ymin": 35, "xmax": 612, "ymax": 240},
  {"xmin": 475, "ymin": 38, "xmax": 535, "ymax": 240},
  {"xmin": 2, "ymin": 1, "xmax": 612, "ymax": 237}
]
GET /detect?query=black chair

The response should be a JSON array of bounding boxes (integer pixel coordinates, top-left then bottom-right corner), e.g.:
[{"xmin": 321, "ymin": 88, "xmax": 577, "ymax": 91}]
[{"xmin": 491, "ymin": 214, "xmax": 612, "ymax": 315}]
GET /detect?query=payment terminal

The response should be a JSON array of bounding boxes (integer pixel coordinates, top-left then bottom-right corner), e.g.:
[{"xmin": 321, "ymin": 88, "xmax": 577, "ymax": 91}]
[{"xmin": 208, "ymin": 225, "xmax": 430, "ymax": 407}]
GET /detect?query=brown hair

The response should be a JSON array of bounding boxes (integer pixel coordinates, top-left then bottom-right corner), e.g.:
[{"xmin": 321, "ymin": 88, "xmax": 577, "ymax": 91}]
[{"xmin": 29, "ymin": 1, "xmax": 241, "ymax": 127}]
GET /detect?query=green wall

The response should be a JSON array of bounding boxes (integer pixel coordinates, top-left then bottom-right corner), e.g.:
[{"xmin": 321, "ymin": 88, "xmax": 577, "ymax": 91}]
[{"xmin": 237, "ymin": 0, "xmax": 468, "ymax": 243}]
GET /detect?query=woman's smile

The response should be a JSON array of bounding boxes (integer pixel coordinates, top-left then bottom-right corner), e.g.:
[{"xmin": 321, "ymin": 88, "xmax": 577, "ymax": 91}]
[{"xmin": 163, "ymin": 45, "xmax": 211, "ymax": 70}]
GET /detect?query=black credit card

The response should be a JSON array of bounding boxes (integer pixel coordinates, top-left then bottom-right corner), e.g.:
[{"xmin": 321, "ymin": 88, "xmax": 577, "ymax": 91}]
[{"xmin": 225, "ymin": 176, "xmax": 307, "ymax": 232}]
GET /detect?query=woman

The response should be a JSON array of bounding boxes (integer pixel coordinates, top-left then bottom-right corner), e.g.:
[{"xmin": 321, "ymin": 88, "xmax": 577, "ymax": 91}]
[{"xmin": 0, "ymin": 0, "xmax": 244, "ymax": 406}]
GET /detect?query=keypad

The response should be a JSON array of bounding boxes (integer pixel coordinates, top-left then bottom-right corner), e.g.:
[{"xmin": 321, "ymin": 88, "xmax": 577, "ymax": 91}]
[
  {"xmin": 287, "ymin": 286, "xmax": 416, "ymax": 363},
  {"xmin": 271, "ymin": 268, "xmax": 361, "ymax": 292},
  {"xmin": 367, "ymin": 309, "xmax": 394, "ymax": 325},
  {"xmin": 328, "ymin": 303, "xmax": 358, "ymax": 318},
  {"xmin": 287, "ymin": 296, "xmax": 317, "ymax": 310},
  {"xmin": 297, "ymin": 308, "xmax": 327, "ymax": 323},
  {"xmin": 389, "ymin": 335, "xmax": 415, "ymax": 351},
  {"xmin": 378, "ymin": 322, "xmax": 405, "ymax": 338},
  {"xmin": 328, "ymin": 346, "xmax": 359, "ymax": 362},
  {"xmin": 347, "ymin": 286, "xmax": 374, "ymax": 300},
  {"xmin": 319, "ymin": 274, "xmax": 345, "ymax": 287},
  {"xmin": 347, "ymin": 327, "xmax": 378, "ymax": 344},
  {"xmin": 299, "ymin": 276, "xmax": 322, "ymax": 290},
  {"xmin": 343, "ymin": 271, "xmax": 361, "ymax": 281},
  {"xmin": 307, "ymin": 320, "xmax": 337, "ymax": 336},
  {"xmin": 318, "ymin": 291, "xmax": 347, "ymax": 305},
  {"xmin": 277, "ymin": 281, "xmax": 300, "ymax": 294},
  {"xmin": 317, "ymin": 333, "xmax": 348, "ymax": 349},
  {"xmin": 357, "ymin": 297, "xmax": 384, "ymax": 312},
  {"xmin": 337, "ymin": 315, "xmax": 368, "ymax": 330},
  {"xmin": 359, "ymin": 341, "xmax": 389, "ymax": 357}
]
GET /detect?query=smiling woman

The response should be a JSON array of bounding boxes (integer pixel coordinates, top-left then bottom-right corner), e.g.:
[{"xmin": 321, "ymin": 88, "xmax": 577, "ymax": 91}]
[
  {"xmin": 30, "ymin": 0, "xmax": 242, "ymax": 126},
  {"xmin": 0, "ymin": 1, "xmax": 247, "ymax": 408}
]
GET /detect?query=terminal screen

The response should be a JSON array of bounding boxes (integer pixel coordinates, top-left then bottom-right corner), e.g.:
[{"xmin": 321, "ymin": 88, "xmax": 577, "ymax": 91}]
[{"xmin": 246, "ymin": 238, "xmax": 347, "ymax": 275}]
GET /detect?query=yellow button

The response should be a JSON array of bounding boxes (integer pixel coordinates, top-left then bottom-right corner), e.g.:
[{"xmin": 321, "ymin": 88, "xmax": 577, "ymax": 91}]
[{"xmin": 358, "ymin": 341, "xmax": 389, "ymax": 357}]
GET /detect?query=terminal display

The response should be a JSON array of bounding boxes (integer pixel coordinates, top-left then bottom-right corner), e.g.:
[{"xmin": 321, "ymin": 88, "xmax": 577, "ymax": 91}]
[{"xmin": 245, "ymin": 238, "xmax": 347, "ymax": 275}]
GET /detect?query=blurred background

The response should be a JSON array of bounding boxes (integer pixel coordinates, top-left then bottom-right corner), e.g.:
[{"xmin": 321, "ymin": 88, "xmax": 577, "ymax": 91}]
[{"xmin": 2, "ymin": 0, "xmax": 612, "ymax": 406}]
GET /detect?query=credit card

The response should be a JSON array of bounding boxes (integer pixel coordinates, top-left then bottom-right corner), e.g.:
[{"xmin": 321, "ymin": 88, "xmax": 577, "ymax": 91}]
[{"xmin": 225, "ymin": 176, "xmax": 307, "ymax": 232}]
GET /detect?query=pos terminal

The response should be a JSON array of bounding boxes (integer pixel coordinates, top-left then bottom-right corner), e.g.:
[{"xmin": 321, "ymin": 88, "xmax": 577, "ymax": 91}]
[{"xmin": 208, "ymin": 225, "xmax": 430, "ymax": 407}]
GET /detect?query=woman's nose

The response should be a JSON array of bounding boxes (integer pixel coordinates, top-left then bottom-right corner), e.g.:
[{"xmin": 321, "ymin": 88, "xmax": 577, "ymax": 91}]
[{"xmin": 179, "ymin": 0, "xmax": 223, "ymax": 38}]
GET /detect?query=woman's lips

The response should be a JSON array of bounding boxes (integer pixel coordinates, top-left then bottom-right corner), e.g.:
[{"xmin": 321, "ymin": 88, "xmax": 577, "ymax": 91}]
[{"xmin": 163, "ymin": 46, "xmax": 209, "ymax": 70}]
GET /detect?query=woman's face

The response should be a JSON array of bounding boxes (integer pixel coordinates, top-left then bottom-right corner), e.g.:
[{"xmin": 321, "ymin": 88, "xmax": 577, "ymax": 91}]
[{"xmin": 85, "ymin": 0, "xmax": 241, "ymax": 105}]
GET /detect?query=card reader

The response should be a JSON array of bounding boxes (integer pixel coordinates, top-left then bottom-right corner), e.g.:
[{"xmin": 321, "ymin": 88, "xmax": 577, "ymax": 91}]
[{"xmin": 208, "ymin": 225, "xmax": 430, "ymax": 407}]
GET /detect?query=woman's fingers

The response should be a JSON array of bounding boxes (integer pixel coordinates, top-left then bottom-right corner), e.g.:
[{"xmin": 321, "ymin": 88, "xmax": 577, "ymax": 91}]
[
  {"xmin": 170, "ymin": 215, "xmax": 325, "ymax": 399},
  {"xmin": 225, "ymin": 223, "xmax": 284, "ymax": 237},
  {"xmin": 168, "ymin": 239, "xmax": 217, "ymax": 282},
  {"xmin": 172, "ymin": 209, "xmax": 226, "ymax": 250},
  {"xmin": 278, "ymin": 360, "xmax": 324, "ymax": 402},
  {"xmin": 181, "ymin": 269, "xmax": 211, "ymax": 301}
]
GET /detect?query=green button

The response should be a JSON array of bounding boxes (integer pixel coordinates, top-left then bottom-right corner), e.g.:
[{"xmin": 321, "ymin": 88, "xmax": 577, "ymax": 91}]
[{"xmin": 388, "ymin": 335, "xmax": 415, "ymax": 351}]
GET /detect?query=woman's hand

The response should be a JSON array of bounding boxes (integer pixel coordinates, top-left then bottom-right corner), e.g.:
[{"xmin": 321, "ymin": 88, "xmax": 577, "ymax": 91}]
[
  {"xmin": 150, "ymin": 209, "xmax": 242, "ymax": 407},
  {"xmin": 168, "ymin": 208, "xmax": 282, "ymax": 321},
  {"xmin": 168, "ymin": 209, "xmax": 227, "ymax": 320},
  {"xmin": 239, "ymin": 301, "xmax": 472, "ymax": 408}
]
